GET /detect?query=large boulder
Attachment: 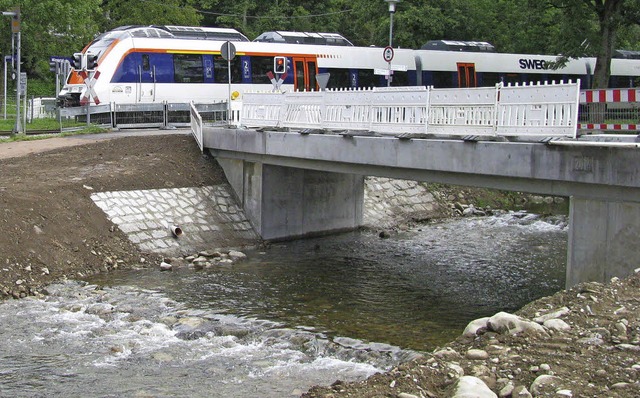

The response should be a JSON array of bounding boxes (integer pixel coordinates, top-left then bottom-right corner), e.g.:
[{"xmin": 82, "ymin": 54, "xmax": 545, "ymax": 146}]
[
  {"xmin": 487, "ymin": 312, "xmax": 548, "ymax": 336},
  {"xmin": 450, "ymin": 376, "xmax": 497, "ymax": 398}
]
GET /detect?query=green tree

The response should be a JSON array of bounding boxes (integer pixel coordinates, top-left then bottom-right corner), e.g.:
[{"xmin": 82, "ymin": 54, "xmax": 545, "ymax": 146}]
[
  {"xmin": 535, "ymin": 0, "xmax": 636, "ymax": 88},
  {"xmin": 0, "ymin": 0, "xmax": 102, "ymax": 95},
  {"xmin": 101, "ymin": 0, "xmax": 202, "ymax": 30}
]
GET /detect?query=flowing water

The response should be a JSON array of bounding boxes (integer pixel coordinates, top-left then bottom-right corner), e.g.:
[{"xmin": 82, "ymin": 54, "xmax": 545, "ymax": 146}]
[{"xmin": 0, "ymin": 212, "xmax": 567, "ymax": 397}]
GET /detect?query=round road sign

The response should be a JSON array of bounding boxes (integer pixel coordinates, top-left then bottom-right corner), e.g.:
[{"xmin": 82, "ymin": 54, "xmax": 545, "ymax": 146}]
[
  {"xmin": 383, "ymin": 46, "xmax": 394, "ymax": 62},
  {"xmin": 221, "ymin": 41, "xmax": 236, "ymax": 61}
]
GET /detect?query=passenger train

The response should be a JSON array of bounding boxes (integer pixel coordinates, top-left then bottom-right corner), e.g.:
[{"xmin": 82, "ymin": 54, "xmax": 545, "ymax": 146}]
[{"xmin": 57, "ymin": 25, "xmax": 640, "ymax": 107}]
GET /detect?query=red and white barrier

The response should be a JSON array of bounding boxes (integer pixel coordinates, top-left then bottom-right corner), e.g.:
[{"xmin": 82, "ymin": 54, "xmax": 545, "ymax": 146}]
[
  {"xmin": 578, "ymin": 88, "xmax": 640, "ymax": 131},
  {"xmin": 580, "ymin": 88, "xmax": 639, "ymax": 104},
  {"xmin": 580, "ymin": 123, "xmax": 638, "ymax": 131}
]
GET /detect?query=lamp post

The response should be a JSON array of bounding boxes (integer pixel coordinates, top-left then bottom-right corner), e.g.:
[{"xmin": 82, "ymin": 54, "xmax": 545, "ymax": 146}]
[{"xmin": 384, "ymin": 0, "xmax": 400, "ymax": 87}]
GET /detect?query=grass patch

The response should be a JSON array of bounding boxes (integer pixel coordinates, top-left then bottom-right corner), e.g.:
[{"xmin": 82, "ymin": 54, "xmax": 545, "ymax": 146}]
[
  {"xmin": 0, "ymin": 117, "xmax": 87, "ymax": 132},
  {"xmin": 0, "ymin": 125, "xmax": 109, "ymax": 143}
]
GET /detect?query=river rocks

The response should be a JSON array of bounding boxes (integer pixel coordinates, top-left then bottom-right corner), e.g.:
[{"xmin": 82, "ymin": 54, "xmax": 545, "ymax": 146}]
[
  {"xmin": 464, "ymin": 312, "xmax": 548, "ymax": 337},
  {"xmin": 450, "ymin": 376, "xmax": 497, "ymax": 398},
  {"xmin": 487, "ymin": 312, "xmax": 548, "ymax": 336},
  {"xmin": 462, "ymin": 317, "xmax": 490, "ymax": 337},
  {"xmin": 160, "ymin": 249, "xmax": 249, "ymax": 271},
  {"xmin": 228, "ymin": 250, "xmax": 247, "ymax": 261},
  {"xmin": 466, "ymin": 348, "xmax": 490, "ymax": 360},
  {"xmin": 529, "ymin": 375, "xmax": 566, "ymax": 396},
  {"xmin": 543, "ymin": 318, "xmax": 571, "ymax": 332},
  {"xmin": 532, "ymin": 306, "xmax": 570, "ymax": 323}
]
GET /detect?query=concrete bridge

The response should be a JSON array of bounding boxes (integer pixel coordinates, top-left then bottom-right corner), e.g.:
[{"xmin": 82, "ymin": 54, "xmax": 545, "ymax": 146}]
[{"xmin": 192, "ymin": 82, "xmax": 640, "ymax": 288}]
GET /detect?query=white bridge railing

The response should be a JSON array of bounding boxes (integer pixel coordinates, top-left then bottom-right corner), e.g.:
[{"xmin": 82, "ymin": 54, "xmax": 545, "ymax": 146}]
[
  {"xmin": 190, "ymin": 101, "xmax": 204, "ymax": 152},
  {"xmin": 240, "ymin": 81, "xmax": 580, "ymax": 139}
]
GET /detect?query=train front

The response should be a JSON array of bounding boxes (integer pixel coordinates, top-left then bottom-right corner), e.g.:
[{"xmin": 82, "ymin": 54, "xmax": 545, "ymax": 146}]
[{"xmin": 57, "ymin": 29, "xmax": 127, "ymax": 107}]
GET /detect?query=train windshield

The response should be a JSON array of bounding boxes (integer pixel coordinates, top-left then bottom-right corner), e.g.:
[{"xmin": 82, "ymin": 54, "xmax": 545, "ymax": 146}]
[{"xmin": 85, "ymin": 30, "xmax": 129, "ymax": 58}]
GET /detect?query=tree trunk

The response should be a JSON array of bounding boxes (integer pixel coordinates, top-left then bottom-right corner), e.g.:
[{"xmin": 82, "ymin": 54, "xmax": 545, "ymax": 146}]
[{"xmin": 589, "ymin": 0, "xmax": 624, "ymax": 123}]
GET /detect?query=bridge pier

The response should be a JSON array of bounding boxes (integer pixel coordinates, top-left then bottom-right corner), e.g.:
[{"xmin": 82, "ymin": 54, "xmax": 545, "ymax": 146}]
[
  {"xmin": 217, "ymin": 158, "xmax": 364, "ymax": 240},
  {"xmin": 567, "ymin": 197, "xmax": 640, "ymax": 287}
]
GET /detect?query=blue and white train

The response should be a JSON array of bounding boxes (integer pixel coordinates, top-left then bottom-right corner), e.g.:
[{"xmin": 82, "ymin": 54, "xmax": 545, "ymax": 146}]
[{"xmin": 57, "ymin": 25, "xmax": 640, "ymax": 107}]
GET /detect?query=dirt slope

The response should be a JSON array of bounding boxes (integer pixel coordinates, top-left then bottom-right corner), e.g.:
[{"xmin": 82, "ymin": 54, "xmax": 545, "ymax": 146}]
[{"xmin": 0, "ymin": 133, "xmax": 225, "ymax": 298}]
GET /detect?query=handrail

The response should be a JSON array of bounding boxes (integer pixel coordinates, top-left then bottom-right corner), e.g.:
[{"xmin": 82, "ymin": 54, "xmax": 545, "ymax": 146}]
[
  {"xmin": 190, "ymin": 101, "xmax": 204, "ymax": 152},
  {"xmin": 240, "ymin": 81, "xmax": 581, "ymax": 139}
]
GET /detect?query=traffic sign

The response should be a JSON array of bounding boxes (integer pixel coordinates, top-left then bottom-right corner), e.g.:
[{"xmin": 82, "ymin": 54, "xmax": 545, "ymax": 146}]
[
  {"xmin": 79, "ymin": 70, "xmax": 101, "ymax": 105},
  {"xmin": 221, "ymin": 41, "xmax": 236, "ymax": 61},
  {"xmin": 383, "ymin": 46, "xmax": 394, "ymax": 62}
]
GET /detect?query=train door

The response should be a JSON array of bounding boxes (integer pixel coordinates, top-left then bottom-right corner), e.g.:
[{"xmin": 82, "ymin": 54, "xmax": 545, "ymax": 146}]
[
  {"xmin": 293, "ymin": 57, "xmax": 318, "ymax": 92},
  {"xmin": 138, "ymin": 54, "xmax": 156, "ymax": 102},
  {"xmin": 457, "ymin": 63, "xmax": 476, "ymax": 88}
]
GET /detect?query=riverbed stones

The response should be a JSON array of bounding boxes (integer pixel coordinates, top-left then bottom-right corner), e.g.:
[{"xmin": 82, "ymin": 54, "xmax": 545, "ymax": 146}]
[
  {"xmin": 450, "ymin": 376, "xmax": 497, "ymax": 398},
  {"xmin": 533, "ymin": 306, "xmax": 570, "ymax": 323},
  {"xmin": 466, "ymin": 348, "xmax": 490, "ymax": 360},
  {"xmin": 487, "ymin": 312, "xmax": 548, "ymax": 336},
  {"xmin": 228, "ymin": 250, "xmax": 247, "ymax": 261},
  {"xmin": 177, "ymin": 249, "xmax": 248, "ymax": 269},
  {"xmin": 529, "ymin": 375, "xmax": 565, "ymax": 396},
  {"xmin": 543, "ymin": 318, "xmax": 571, "ymax": 332},
  {"xmin": 464, "ymin": 312, "xmax": 548, "ymax": 337},
  {"xmin": 463, "ymin": 317, "xmax": 490, "ymax": 337}
]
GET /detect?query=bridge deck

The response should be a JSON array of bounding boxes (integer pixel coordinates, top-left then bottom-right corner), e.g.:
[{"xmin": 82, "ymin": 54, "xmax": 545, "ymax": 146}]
[{"xmin": 205, "ymin": 128, "xmax": 640, "ymax": 203}]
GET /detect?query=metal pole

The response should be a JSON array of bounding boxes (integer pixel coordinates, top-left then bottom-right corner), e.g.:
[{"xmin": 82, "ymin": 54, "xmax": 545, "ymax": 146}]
[
  {"xmin": 227, "ymin": 58, "xmax": 231, "ymax": 123},
  {"xmin": 86, "ymin": 71, "xmax": 91, "ymax": 127},
  {"xmin": 14, "ymin": 30, "xmax": 21, "ymax": 134},
  {"xmin": 387, "ymin": 11, "xmax": 394, "ymax": 87},
  {"xmin": 389, "ymin": 10, "xmax": 394, "ymax": 48},
  {"xmin": 55, "ymin": 63, "xmax": 59, "ymax": 96},
  {"xmin": 3, "ymin": 57, "xmax": 6, "ymax": 119}
]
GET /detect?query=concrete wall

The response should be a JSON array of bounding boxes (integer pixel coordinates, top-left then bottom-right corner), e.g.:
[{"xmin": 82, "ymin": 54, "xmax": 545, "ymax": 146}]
[
  {"xmin": 261, "ymin": 165, "xmax": 364, "ymax": 240},
  {"xmin": 218, "ymin": 157, "xmax": 364, "ymax": 241},
  {"xmin": 567, "ymin": 198, "xmax": 640, "ymax": 286}
]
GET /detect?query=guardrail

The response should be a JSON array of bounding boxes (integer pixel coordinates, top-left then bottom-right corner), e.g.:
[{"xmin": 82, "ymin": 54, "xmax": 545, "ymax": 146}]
[
  {"xmin": 241, "ymin": 81, "xmax": 581, "ymax": 139},
  {"xmin": 190, "ymin": 102, "xmax": 204, "ymax": 152},
  {"xmin": 59, "ymin": 101, "xmax": 227, "ymax": 131}
]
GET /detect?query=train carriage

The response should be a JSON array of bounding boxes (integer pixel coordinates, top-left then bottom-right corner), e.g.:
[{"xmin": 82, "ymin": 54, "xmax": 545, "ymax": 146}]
[{"xmin": 57, "ymin": 25, "xmax": 640, "ymax": 108}]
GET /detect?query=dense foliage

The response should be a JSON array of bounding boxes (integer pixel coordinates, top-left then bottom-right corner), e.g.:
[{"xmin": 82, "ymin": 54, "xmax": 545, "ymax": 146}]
[{"xmin": 0, "ymin": 0, "xmax": 638, "ymax": 95}]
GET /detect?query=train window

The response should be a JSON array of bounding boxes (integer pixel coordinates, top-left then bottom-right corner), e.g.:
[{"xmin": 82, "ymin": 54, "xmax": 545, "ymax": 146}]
[
  {"xmin": 214, "ymin": 56, "xmax": 243, "ymax": 84},
  {"xmin": 142, "ymin": 54, "xmax": 150, "ymax": 71},
  {"xmin": 457, "ymin": 63, "xmax": 476, "ymax": 88},
  {"xmin": 432, "ymin": 71, "xmax": 454, "ymax": 88},
  {"xmin": 326, "ymin": 68, "xmax": 351, "ymax": 89},
  {"xmin": 503, "ymin": 73, "xmax": 521, "ymax": 86},
  {"xmin": 524, "ymin": 74, "xmax": 547, "ymax": 85},
  {"xmin": 174, "ymin": 54, "xmax": 204, "ymax": 83},
  {"xmin": 358, "ymin": 69, "xmax": 378, "ymax": 87},
  {"xmin": 391, "ymin": 71, "xmax": 409, "ymax": 87},
  {"xmin": 251, "ymin": 57, "xmax": 273, "ymax": 84},
  {"xmin": 482, "ymin": 72, "xmax": 501, "ymax": 87},
  {"xmin": 562, "ymin": 75, "xmax": 583, "ymax": 85}
]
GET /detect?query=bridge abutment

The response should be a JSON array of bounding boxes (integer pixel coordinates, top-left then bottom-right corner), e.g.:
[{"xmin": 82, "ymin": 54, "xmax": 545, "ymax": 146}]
[
  {"xmin": 567, "ymin": 197, "xmax": 640, "ymax": 287},
  {"xmin": 218, "ymin": 158, "xmax": 364, "ymax": 240}
]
